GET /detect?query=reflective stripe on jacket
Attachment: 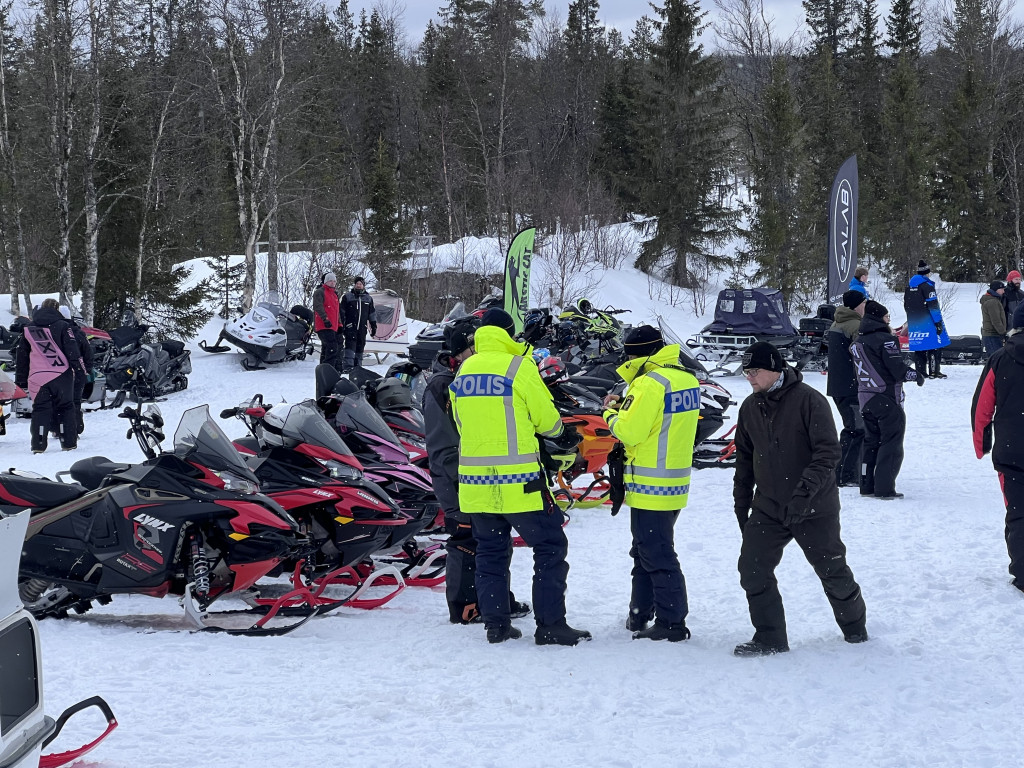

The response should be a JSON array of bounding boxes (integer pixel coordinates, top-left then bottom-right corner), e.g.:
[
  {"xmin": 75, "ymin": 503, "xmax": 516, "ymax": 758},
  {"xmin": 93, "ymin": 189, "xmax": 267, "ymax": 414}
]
[
  {"xmin": 451, "ymin": 325, "xmax": 562, "ymax": 514},
  {"xmin": 603, "ymin": 344, "xmax": 700, "ymax": 511}
]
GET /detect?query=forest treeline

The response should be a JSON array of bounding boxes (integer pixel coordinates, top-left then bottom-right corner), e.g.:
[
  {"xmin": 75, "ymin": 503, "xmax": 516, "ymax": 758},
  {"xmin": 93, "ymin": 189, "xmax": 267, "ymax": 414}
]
[{"xmin": 0, "ymin": 0, "xmax": 1021, "ymax": 330}]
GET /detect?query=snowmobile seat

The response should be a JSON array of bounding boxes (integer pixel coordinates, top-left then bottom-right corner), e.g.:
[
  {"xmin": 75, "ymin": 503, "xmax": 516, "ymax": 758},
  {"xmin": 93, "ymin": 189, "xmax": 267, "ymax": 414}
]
[
  {"xmin": 290, "ymin": 305, "xmax": 314, "ymax": 328},
  {"xmin": 0, "ymin": 474, "xmax": 89, "ymax": 507},
  {"xmin": 315, "ymin": 364, "xmax": 342, "ymax": 400},
  {"xmin": 374, "ymin": 378, "xmax": 413, "ymax": 410},
  {"xmin": 347, "ymin": 365, "xmax": 383, "ymax": 388},
  {"xmin": 109, "ymin": 325, "xmax": 146, "ymax": 354},
  {"xmin": 69, "ymin": 456, "xmax": 132, "ymax": 491},
  {"xmin": 161, "ymin": 339, "xmax": 185, "ymax": 358}
]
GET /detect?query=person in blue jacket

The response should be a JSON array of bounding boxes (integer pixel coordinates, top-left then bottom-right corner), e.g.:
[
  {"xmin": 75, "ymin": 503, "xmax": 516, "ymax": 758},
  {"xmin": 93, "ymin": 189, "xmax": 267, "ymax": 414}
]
[
  {"xmin": 903, "ymin": 260, "xmax": 950, "ymax": 379},
  {"xmin": 848, "ymin": 266, "xmax": 871, "ymax": 299}
]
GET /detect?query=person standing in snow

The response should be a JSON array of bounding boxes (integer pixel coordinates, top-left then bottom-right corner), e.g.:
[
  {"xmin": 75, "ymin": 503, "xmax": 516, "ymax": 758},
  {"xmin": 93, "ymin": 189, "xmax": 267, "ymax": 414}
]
[
  {"xmin": 903, "ymin": 260, "xmax": 949, "ymax": 379},
  {"xmin": 14, "ymin": 298, "xmax": 83, "ymax": 453},
  {"xmin": 1002, "ymin": 270, "xmax": 1023, "ymax": 329},
  {"xmin": 341, "ymin": 276, "xmax": 377, "ymax": 372},
  {"xmin": 312, "ymin": 272, "xmax": 341, "ymax": 370},
  {"xmin": 827, "ymin": 290, "xmax": 867, "ymax": 487},
  {"xmin": 601, "ymin": 325, "xmax": 700, "ymax": 643},
  {"xmin": 422, "ymin": 319, "xmax": 530, "ymax": 626},
  {"xmin": 848, "ymin": 266, "xmax": 871, "ymax": 299},
  {"xmin": 450, "ymin": 309, "xmax": 590, "ymax": 646},
  {"xmin": 981, "ymin": 280, "xmax": 1007, "ymax": 358},
  {"xmin": 971, "ymin": 301, "xmax": 1024, "ymax": 595},
  {"xmin": 732, "ymin": 341, "xmax": 867, "ymax": 656},
  {"xmin": 58, "ymin": 306, "xmax": 93, "ymax": 436},
  {"xmin": 850, "ymin": 301, "xmax": 921, "ymax": 499}
]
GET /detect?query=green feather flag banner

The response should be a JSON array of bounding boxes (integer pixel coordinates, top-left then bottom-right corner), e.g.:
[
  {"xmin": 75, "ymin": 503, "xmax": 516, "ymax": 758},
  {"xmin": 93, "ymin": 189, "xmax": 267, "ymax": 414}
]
[{"xmin": 502, "ymin": 228, "xmax": 535, "ymax": 335}]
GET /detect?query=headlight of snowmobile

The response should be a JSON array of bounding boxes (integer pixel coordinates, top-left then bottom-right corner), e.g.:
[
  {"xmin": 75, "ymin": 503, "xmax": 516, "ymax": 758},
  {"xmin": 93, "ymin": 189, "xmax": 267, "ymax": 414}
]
[
  {"xmin": 214, "ymin": 470, "xmax": 259, "ymax": 495},
  {"xmin": 324, "ymin": 460, "xmax": 360, "ymax": 479}
]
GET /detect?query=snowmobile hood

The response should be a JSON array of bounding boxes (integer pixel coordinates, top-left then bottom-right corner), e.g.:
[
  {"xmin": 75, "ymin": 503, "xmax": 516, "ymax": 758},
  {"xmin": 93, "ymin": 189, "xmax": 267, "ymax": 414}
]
[
  {"xmin": 472, "ymin": 325, "xmax": 529, "ymax": 357},
  {"xmin": 615, "ymin": 344, "xmax": 682, "ymax": 384}
]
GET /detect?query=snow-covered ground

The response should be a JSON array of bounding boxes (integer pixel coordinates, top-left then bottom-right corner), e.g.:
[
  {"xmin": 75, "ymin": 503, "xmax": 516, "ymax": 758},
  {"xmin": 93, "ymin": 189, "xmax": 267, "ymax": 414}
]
[{"xmin": 2, "ymin": 265, "xmax": 1021, "ymax": 767}]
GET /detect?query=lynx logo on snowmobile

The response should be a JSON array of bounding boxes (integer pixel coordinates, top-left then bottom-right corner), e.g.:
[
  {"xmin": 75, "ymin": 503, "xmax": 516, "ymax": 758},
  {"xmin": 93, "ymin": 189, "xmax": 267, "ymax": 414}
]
[
  {"xmin": 450, "ymin": 374, "xmax": 514, "ymax": 397},
  {"xmin": 311, "ymin": 489, "xmax": 333, "ymax": 498},
  {"xmin": 665, "ymin": 388, "xmax": 701, "ymax": 413},
  {"xmin": 133, "ymin": 512, "xmax": 174, "ymax": 532}
]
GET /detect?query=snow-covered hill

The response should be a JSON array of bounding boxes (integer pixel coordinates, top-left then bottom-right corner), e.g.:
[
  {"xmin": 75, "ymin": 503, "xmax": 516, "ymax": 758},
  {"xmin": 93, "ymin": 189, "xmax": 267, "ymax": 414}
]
[{"xmin": 0, "ymin": 246, "xmax": 1020, "ymax": 767}]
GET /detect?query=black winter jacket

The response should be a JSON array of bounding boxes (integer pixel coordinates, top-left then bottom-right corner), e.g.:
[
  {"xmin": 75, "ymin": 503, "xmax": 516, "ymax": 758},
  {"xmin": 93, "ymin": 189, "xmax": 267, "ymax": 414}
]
[
  {"xmin": 1003, "ymin": 284, "xmax": 1023, "ymax": 328},
  {"xmin": 849, "ymin": 314, "xmax": 918, "ymax": 409},
  {"xmin": 423, "ymin": 351, "xmax": 464, "ymax": 521},
  {"xmin": 69, "ymin": 320, "xmax": 94, "ymax": 374},
  {"xmin": 972, "ymin": 331, "xmax": 1024, "ymax": 473},
  {"xmin": 826, "ymin": 306, "xmax": 861, "ymax": 399},
  {"xmin": 341, "ymin": 288, "xmax": 377, "ymax": 333},
  {"xmin": 733, "ymin": 367, "xmax": 841, "ymax": 526},
  {"xmin": 14, "ymin": 307, "xmax": 83, "ymax": 388}
]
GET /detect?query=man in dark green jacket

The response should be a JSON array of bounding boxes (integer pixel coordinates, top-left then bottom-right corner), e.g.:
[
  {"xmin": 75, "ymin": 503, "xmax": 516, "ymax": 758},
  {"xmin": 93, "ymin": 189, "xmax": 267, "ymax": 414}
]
[
  {"xmin": 982, "ymin": 280, "xmax": 1007, "ymax": 358},
  {"xmin": 827, "ymin": 290, "xmax": 867, "ymax": 487}
]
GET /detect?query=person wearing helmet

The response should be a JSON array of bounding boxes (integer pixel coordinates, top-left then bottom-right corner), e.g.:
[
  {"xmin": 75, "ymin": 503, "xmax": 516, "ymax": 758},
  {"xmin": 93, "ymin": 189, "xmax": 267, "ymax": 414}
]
[
  {"xmin": 602, "ymin": 325, "xmax": 700, "ymax": 642},
  {"xmin": 312, "ymin": 272, "xmax": 341, "ymax": 370},
  {"xmin": 450, "ymin": 308, "xmax": 590, "ymax": 646},
  {"xmin": 423, "ymin": 319, "xmax": 530, "ymax": 626}
]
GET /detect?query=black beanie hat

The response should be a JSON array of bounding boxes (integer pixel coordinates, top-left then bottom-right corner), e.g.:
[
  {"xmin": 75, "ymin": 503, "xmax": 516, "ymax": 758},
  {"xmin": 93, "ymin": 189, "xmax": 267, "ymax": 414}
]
[
  {"xmin": 623, "ymin": 324, "xmax": 664, "ymax": 357},
  {"xmin": 444, "ymin": 321, "xmax": 475, "ymax": 356},
  {"xmin": 480, "ymin": 308, "xmax": 516, "ymax": 335},
  {"xmin": 916, "ymin": 260, "xmax": 931, "ymax": 275},
  {"xmin": 990, "ymin": 280, "xmax": 1006, "ymax": 292},
  {"xmin": 864, "ymin": 300, "xmax": 889, "ymax": 319},
  {"xmin": 741, "ymin": 341, "xmax": 786, "ymax": 373},
  {"xmin": 352, "ymin": 275, "xmax": 365, "ymax": 285},
  {"xmin": 842, "ymin": 290, "xmax": 866, "ymax": 310}
]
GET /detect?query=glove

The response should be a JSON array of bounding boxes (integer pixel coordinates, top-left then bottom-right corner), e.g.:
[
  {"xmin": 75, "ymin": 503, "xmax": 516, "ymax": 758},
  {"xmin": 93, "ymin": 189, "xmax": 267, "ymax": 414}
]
[
  {"xmin": 370, "ymin": 323, "xmax": 378, "ymax": 336},
  {"xmin": 324, "ymin": 320, "xmax": 332, "ymax": 329},
  {"xmin": 549, "ymin": 423, "xmax": 582, "ymax": 451},
  {"xmin": 784, "ymin": 494, "xmax": 813, "ymax": 526},
  {"xmin": 935, "ymin": 322, "xmax": 944, "ymax": 336},
  {"xmin": 735, "ymin": 507, "xmax": 749, "ymax": 532}
]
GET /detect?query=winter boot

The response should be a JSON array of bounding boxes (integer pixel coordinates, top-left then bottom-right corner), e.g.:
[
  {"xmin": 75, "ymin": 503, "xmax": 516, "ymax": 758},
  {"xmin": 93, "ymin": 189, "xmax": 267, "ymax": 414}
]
[
  {"xmin": 486, "ymin": 624, "xmax": 522, "ymax": 644},
  {"xmin": 733, "ymin": 640, "xmax": 790, "ymax": 657},
  {"xmin": 31, "ymin": 424, "xmax": 47, "ymax": 454},
  {"xmin": 510, "ymin": 598, "xmax": 532, "ymax": 619},
  {"xmin": 844, "ymin": 629, "xmax": 869, "ymax": 644},
  {"xmin": 625, "ymin": 610, "xmax": 653, "ymax": 632},
  {"xmin": 535, "ymin": 620, "xmax": 592, "ymax": 647},
  {"xmin": 633, "ymin": 622, "xmax": 690, "ymax": 642},
  {"xmin": 874, "ymin": 492, "xmax": 904, "ymax": 500}
]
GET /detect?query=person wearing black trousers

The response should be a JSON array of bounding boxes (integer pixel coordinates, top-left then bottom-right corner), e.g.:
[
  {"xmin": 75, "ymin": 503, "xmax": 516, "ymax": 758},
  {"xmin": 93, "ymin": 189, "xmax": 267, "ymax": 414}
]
[
  {"xmin": 732, "ymin": 342, "xmax": 868, "ymax": 656},
  {"xmin": 827, "ymin": 290, "xmax": 867, "ymax": 487},
  {"xmin": 341, "ymin": 276, "xmax": 377, "ymax": 372},
  {"xmin": 58, "ymin": 306, "xmax": 93, "ymax": 435},
  {"xmin": 850, "ymin": 301, "xmax": 922, "ymax": 500},
  {"xmin": 972, "ymin": 302, "xmax": 1024, "ymax": 593},
  {"xmin": 422, "ymin": 320, "xmax": 529, "ymax": 625},
  {"xmin": 312, "ymin": 272, "xmax": 341, "ymax": 370}
]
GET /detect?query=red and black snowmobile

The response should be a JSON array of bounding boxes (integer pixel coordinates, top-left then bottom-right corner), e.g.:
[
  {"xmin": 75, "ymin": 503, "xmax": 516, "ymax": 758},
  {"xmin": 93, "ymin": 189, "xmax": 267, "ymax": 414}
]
[
  {"xmin": 6, "ymin": 405, "xmax": 318, "ymax": 635},
  {"xmin": 221, "ymin": 397, "xmax": 410, "ymax": 608},
  {"xmin": 315, "ymin": 366, "xmax": 446, "ymax": 587}
]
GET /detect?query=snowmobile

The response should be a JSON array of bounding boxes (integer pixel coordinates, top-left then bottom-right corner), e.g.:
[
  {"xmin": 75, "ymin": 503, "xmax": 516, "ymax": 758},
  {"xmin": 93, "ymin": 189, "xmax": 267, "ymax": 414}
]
[
  {"xmin": 0, "ymin": 509, "xmax": 118, "ymax": 768},
  {"xmin": 100, "ymin": 309, "xmax": 191, "ymax": 405},
  {"xmin": 346, "ymin": 362, "xmax": 429, "ymax": 462},
  {"xmin": 316, "ymin": 366, "xmax": 446, "ymax": 586},
  {"xmin": 200, "ymin": 291, "xmax": 314, "ymax": 370},
  {"xmin": 0, "ymin": 368, "xmax": 27, "ymax": 435},
  {"xmin": 221, "ymin": 396, "xmax": 411, "ymax": 607},
  {"xmin": 791, "ymin": 304, "xmax": 834, "ymax": 372},
  {"xmin": 8, "ymin": 404, "xmax": 321, "ymax": 635},
  {"xmin": 406, "ymin": 293, "xmax": 503, "ymax": 369}
]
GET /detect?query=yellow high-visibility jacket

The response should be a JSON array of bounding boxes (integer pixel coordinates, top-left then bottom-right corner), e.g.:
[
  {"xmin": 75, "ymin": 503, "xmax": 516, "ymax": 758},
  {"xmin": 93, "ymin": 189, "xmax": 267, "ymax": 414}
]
[
  {"xmin": 603, "ymin": 344, "xmax": 700, "ymax": 511},
  {"xmin": 451, "ymin": 326, "xmax": 563, "ymax": 513}
]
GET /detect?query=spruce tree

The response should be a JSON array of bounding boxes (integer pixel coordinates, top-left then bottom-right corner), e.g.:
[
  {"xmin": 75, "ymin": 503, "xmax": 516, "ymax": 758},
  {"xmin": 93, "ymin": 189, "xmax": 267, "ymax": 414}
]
[{"xmin": 363, "ymin": 137, "xmax": 409, "ymax": 289}]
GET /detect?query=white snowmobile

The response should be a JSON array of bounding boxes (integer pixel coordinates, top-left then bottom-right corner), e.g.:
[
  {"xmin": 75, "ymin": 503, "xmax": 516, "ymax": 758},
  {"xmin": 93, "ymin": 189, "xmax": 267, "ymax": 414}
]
[{"xmin": 200, "ymin": 291, "xmax": 314, "ymax": 370}]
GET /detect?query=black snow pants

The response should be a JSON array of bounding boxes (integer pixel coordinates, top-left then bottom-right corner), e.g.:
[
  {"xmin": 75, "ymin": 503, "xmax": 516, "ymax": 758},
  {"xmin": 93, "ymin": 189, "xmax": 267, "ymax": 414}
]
[
  {"xmin": 998, "ymin": 469, "xmax": 1024, "ymax": 592},
  {"xmin": 343, "ymin": 328, "xmax": 368, "ymax": 371},
  {"xmin": 316, "ymin": 329, "xmax": 341, "ymax": 370},
  {"xmin": 833, "ymin": 395, "xmax": 864, "ymax": 486},
  {"xmin": 629, "ymin": 508, "xmax": 688, "ymax": 628},
  {"xmin": 737, "ymin": 509, "xmax": 866, "ymax": 648},
  {"xmin": 861, "ymin": 394, "xmax": 906, "ymax": 497},
  {"xmin": 32, "ymin": 369, "xmax": 77, "ymax": 452}
]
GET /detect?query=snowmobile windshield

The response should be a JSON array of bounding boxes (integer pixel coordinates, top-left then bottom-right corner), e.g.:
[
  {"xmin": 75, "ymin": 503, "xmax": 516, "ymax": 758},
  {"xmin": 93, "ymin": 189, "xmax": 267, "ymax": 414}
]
[
  {"xmin": 251, "ymin": 292, "xmax": 287, "ymax": 322},
  {"xmin": 280, "ymin": 400, "xmax": 354, "ymax": 458},
  {"xmin": 442, "ymin": 302, "xmax": 470, "ymax": 323},
  {"xmin": 657, "ymin": 316, "xmax": 709, "ymax": 378},
  {"xmin": 335, "ymin": 393, "xmax": 408, "ymax": 456},
  {"xmin": 174, "ymin": 405, "xmax": 259, "ymax": 481}
]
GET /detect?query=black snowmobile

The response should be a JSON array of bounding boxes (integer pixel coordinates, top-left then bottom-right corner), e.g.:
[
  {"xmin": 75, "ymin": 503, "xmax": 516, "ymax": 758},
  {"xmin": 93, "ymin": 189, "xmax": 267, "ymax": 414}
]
[
  {"xmin": 200, "ymin": 291, "xmax": 314, "ymax": 370},
  {"xmin": 100, "ymin": 309, "xmax": 191, "ymax": 405}
]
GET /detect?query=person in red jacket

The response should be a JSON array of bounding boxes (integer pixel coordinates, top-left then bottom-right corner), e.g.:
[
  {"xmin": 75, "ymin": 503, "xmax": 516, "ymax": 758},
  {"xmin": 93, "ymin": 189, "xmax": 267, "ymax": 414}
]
[
  {"xmin": 972, "ymin": 306, "xmax": 1024, "ymax": 594},
  {"xmin": 312, "ymin": 272, "xmax": 341, "ymax": 370}
]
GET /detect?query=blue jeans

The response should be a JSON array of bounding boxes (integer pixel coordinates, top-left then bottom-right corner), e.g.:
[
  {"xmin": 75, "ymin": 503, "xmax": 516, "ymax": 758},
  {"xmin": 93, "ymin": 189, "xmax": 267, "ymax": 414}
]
[
  {"xmin": 629, "ymin": 508, "xmax": 688, "ymax": 626},
  {"xmin": 984, "ymin": 336, "xmax": 1004, "ymax": 358},
  {"xmin": 470, "ymin": 507, "xmax": 569, "ymax": 629}
]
